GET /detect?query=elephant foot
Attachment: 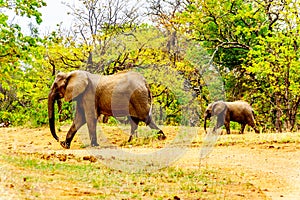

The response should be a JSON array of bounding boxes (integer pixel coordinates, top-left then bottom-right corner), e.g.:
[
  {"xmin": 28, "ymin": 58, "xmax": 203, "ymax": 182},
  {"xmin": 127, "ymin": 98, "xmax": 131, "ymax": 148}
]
[
  {"xmin": 91, "ymin": 142, "xmax": 99, "ymax": 147},
  {"xmin": 157, "ymin": 130, "xmax": 166, "ymax": 140},
  {"xmin": 128, "ymin": 135, "xmax": 133, "ymax": 143},
  {"xmin": 60, "ymin": 141, "xmax": 70, "ymax": 149}
]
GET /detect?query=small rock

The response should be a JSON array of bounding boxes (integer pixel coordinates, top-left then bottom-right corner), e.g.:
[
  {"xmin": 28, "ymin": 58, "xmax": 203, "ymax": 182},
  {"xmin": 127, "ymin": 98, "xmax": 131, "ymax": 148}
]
[
  {"xmin": 57, "ymin": 154, "xmax": 67, "ymax": 162},
  {"xmin": 41, "ymin": 154, "xmax": 51, "ymax": 160},
  {"xmin": 83, "ymin": 156, "xmax": 90, "ymax": 161},
  {"xmin": 89, "ymin": 156, "xmax": 97, "ymax": 163},
  {"xmin": 83, "ymin": 155, "xmax": 97, "ymax": 162}
]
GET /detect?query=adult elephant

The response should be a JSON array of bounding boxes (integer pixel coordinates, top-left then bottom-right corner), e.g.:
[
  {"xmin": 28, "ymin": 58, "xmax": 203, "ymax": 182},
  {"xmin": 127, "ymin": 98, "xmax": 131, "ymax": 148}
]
[
  {"xmin": 95, "ymin": 71, "xmax": 165, "ymax": 142},
  {"xmin": 48, "ymin": 70, "xmax": 165, "ymax": 149},
  {"xmin": 204, "ymin": 100, "xmax": 259, "ymax": 134}
]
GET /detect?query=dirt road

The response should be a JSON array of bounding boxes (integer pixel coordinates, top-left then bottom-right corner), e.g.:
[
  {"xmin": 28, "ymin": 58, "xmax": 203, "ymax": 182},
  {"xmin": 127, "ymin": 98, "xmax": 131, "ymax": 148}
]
[
  {"xmin": 0, "ymin": 127, "xmax": 299, "ymax": 199},
  {"xmin": 175, "ymin": 145, "xmax": 300, "ymax": 200},
  {"xmin": 41, "ymin": 142, "xmax": 300, "ymax": 199}
]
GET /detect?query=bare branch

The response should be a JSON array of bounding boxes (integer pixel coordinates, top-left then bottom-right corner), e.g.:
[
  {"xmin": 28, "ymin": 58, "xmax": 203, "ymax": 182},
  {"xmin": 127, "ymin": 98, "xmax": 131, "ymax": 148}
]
[{"xmin": 209, "ymin": 42, "xmax": 251, "ymax": 65}]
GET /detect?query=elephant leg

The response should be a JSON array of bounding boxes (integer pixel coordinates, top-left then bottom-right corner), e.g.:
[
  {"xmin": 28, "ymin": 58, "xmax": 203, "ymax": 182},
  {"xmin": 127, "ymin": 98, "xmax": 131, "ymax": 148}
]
[
  {"xmin": 254, "ymin": 126, "xmax": 260, "ymax": 133},
  {"xmin": 86, "ymin": 118, "xmax": 99, "ymax": 147},
  {"xmin": 128, "ymin": 116, "xmax": 139, "ymax": 142},
  {"xmin": 84, "ymin": 107, "xmax": 99, "ymax": 147},
  {"xmin": 61, "ymin": 107, "xmax": 86, "ymax": 149},
  {"xmin": 147, "ymin": 117, "xmax": 166, "ymax": 140},
  {"xmin": 224, "ymin": 122, "xmax": 230, "ymax": 134},
  {"xmin": 248, "ymin": 121, "xmax": 259, "ymax": 133},
  {"xmin": 240, "ymin": 124, "xmax": 246, "ymax": 134},
  {"xmin": 213, "ymin": 115, "xmax": 225, "ymax": 133}
]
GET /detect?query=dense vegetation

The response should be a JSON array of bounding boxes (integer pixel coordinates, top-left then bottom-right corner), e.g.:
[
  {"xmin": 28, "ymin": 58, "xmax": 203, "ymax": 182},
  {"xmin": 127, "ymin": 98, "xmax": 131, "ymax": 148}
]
[{"xmin": 1, "ymin": 0, "xmax": 299, "ymax": 132}]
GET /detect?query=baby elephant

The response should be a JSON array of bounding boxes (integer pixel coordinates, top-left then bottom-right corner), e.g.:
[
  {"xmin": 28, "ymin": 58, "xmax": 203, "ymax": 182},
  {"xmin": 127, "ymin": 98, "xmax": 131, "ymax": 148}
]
[
  {"xmin": 204, "ymin": 100, "xmax": 259, "ymax": 134},
  {"xmin": 95, "ymin": 71, "xmax": 166, "ymax": 142}
]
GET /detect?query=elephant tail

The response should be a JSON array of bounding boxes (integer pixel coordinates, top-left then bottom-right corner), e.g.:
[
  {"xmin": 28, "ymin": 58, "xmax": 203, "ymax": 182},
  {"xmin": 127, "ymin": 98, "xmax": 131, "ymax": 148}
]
[
  {"xmin": 145, "ymin": 82, "xmax": 153, "ymax": 105},
  {"xmin": 252, "ymin": 109, "xmax": 256, "ymax": 119},
  {"xmin": 145, "ymin": 82, "xmax": 153, "ymax": 125}
]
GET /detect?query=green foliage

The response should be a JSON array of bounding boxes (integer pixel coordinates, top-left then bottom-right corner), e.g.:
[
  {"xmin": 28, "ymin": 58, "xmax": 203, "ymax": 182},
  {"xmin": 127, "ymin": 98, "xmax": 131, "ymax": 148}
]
[
  {"xmin": 176, "ymin": 0, "xmax": 300, "ymax": 131},
  {"xmin": 0, "ymin": 0, "xmax": 49, "ymax": 126},
  {"xmin": 1, "ymin": 0, "xmax": 300, "ymax": 131},
  {"xmin": 245, "ymin": 30, "xmax": 300, "ymax": 130},
  {"xmin": 0, "ymin": 0, "xmax": 46, "ymax": 24}
]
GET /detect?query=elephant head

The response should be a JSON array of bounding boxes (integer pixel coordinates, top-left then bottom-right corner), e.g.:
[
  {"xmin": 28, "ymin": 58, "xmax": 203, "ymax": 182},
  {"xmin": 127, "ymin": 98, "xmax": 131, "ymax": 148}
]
[
  {"xmin": 204, "ymin": 101, "xmax": 227, "ymax": 133},
  {"xmin": 48, "ymin": 71, "xmax": 88, "ymax": 142}
]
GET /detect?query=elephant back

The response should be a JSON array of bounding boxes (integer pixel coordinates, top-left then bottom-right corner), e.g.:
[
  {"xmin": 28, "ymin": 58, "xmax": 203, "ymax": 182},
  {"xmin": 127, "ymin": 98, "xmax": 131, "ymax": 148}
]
[
  {"xmin": 95, "ymin": 71, "xmax": 151, "ymax": 119},
  {"xmin": 226, "ymin": 101, "xmax": 254, "ymax": 123}
]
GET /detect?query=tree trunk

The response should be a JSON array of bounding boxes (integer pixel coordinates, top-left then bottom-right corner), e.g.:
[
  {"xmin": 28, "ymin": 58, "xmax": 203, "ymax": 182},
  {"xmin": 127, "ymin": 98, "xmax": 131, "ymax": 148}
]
[
  {"xmin": 86, "ymin": 51, "xmax": 94, "ymax": 72},
  {"xmin": 275, "ymin": 93, "xmax": 282, "ymax": 133}
]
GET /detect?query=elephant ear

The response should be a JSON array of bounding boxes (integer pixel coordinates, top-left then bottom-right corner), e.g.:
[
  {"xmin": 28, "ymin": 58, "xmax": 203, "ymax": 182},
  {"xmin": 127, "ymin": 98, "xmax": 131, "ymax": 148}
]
[
  {"xmin": 212, "ymin": 101, "xmax": 227, "ymax": 129},
  {"xmin": 212, "ymin": 101, "xmax": 227, "ymax": 116},
  {"xmin": 64, "ymin": 71, "xmax": 88, "ymax": 102},
  {"xmin": 206, "ymin": 103, "xmax": 213, "ymax": 113}
]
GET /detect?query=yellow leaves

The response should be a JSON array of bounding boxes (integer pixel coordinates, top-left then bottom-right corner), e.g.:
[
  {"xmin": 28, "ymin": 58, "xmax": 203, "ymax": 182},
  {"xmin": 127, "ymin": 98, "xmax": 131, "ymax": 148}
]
[{"xmin": 46, "ymin": 41, "xmax": 89, "ymax": 71}]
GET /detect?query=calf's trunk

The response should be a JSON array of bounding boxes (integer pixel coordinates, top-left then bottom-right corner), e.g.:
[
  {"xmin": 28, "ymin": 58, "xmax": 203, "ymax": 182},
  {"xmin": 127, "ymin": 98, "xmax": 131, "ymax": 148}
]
[{"xmin": 204, "ymin": 116, "xmax": 208, "ymax": 133}]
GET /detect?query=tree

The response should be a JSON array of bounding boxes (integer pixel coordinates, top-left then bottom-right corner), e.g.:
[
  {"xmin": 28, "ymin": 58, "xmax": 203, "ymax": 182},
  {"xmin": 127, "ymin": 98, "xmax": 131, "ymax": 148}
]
[
  {"xmin": 175, "ymin": 0, "xmax": 300, "ymax": 131},
  {"xmin": 0, "ymin": 0, "xmax": 48, "ymax": 125},
  {"xmin": 147, "ymin": 0, "xmax": 226, "ymax": 124},
  {"xmin": 246, "ymin": 0, "xmax": 300, "ymax": 131},
  {"xmin": 64, "ymin": 0, "xmax": 141, "ymax": 73}
]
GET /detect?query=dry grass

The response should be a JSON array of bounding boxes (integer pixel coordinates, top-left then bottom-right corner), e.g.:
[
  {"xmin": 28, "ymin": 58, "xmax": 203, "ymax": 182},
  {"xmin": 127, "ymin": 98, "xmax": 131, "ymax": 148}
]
[{"xmin": 1, "ymin": 125, "xmax": 299, "ymax": 199}]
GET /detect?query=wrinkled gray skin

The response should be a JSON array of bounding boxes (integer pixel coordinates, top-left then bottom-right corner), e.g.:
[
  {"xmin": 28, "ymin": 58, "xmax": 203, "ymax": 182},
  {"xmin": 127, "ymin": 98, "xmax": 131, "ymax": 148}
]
[
  {"xmin": 204, "ymin": 101, "xmax": 259, "ymax": 134},
  {"xmin": 95, "ymin": 71, "xmax": 165, "ymax": 142},
  {"xmin": 48, "ymin": 70, "xmax": 100, "ymax": 149}
]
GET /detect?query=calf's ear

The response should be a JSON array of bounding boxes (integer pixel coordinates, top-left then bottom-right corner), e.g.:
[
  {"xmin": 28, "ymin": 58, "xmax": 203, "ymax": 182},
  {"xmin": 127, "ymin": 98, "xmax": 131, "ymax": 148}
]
[{"xmin": 212, "ymin": 101, "xmax": 227, "ymax": 116}]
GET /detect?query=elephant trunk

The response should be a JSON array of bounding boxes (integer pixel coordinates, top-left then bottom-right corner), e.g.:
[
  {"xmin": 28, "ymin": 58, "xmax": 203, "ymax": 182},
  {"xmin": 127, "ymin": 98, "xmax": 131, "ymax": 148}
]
[
  {"xmin": 204, "ymin": 115, "xmax": 208, "ymax": 133},
  {"xmin": 48, "ymin": 91, "xmax": 59, "ymax": 142},
  {"xmin": 204, "ymin": 111, "xmax": 211, "ymax": 133}
]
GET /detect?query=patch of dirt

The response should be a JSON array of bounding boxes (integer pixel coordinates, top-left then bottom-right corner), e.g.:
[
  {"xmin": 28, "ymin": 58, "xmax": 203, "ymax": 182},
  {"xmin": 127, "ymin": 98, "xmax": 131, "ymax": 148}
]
[
  {"xmin": 0, "ymin": 126, "xmax": 299, "ymax": 199},
  {"xmin": 175, "ymin": 145, "xmax": 300, "ymax": 200}
]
